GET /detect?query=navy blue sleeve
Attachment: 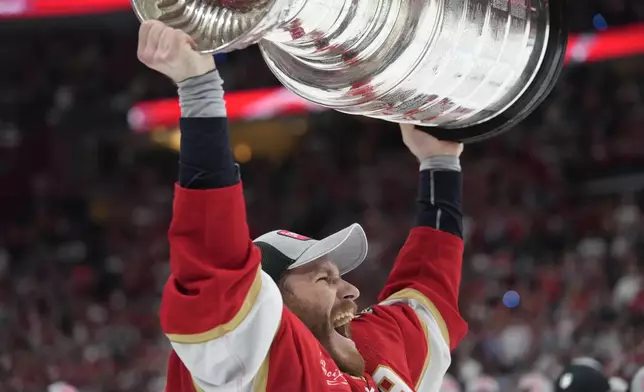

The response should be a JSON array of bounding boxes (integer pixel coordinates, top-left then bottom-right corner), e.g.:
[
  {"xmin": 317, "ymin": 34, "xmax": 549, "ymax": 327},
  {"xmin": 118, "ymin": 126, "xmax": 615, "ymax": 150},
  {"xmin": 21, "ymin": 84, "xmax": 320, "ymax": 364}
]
[
  {"xmin": 416, "ymin": 170, "xmax": 463, "ymax": 238},
  {"xmin": 178, "ymin": 117, "xmax": 239, "ymax": 189}
]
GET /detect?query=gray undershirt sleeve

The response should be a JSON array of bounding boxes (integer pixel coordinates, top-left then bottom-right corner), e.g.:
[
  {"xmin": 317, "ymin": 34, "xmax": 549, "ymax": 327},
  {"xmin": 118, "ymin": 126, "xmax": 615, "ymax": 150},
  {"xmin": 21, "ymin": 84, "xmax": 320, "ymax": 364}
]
[
  {"xmin": 420, "ymin": 155, "xmax": 461, "ymax": 172},
  {"xmin": 177, "ymin": 70, "xmax": 226, "ymax": 118}
]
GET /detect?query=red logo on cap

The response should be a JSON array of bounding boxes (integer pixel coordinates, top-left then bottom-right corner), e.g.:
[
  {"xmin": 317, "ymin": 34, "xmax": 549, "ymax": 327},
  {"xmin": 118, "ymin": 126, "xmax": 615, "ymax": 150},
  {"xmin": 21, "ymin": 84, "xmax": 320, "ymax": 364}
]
[{"xmin": 277, "ymin": 230, "xmax": 311, "ymax": 241}]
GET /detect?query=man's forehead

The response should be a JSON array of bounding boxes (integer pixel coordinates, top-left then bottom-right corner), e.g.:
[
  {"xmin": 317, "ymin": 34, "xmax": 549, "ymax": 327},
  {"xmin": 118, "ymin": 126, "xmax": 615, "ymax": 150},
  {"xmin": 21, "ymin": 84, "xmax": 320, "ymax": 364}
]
[{"xmin": 293, "ymin": 256, "xmax": 340, "ymax": 275}]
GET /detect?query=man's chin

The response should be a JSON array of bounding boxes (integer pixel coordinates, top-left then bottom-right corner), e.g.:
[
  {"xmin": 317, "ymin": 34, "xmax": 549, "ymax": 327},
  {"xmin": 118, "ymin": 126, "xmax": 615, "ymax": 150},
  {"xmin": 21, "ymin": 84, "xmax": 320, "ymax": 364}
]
[{"xmin": 328, "ymin": 331, "xmax": 365, "ymax": 377}]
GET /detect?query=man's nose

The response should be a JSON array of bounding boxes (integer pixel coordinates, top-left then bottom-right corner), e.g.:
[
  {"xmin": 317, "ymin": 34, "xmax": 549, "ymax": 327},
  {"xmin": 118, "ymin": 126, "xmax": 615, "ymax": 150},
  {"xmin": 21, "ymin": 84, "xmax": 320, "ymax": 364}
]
[{"xmin": 337, "ymin": 279, "xmax": 360, "ymax": 301}]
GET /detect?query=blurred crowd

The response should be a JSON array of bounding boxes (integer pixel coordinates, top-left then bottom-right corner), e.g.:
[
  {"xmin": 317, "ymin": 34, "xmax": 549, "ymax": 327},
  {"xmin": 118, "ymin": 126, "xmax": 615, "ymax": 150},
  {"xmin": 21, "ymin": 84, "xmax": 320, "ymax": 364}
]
[{"xmin": 2, "ymin": 3, "xmax": 644, "ymax": 392}]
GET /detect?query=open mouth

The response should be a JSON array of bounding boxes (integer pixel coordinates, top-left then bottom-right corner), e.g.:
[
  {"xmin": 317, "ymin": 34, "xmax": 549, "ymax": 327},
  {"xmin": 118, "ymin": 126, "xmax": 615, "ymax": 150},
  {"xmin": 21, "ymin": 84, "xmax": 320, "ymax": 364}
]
[{"xmin": 332, "ymin": 312, "xmax": 354, "ymax": 339}]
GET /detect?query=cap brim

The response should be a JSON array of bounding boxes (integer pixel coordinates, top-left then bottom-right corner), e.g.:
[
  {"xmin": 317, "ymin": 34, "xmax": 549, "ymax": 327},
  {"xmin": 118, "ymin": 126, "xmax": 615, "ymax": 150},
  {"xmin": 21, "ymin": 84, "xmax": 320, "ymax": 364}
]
[{"xmin": 288, "ymin": 223, "xmax": 368, "ymax": 275}]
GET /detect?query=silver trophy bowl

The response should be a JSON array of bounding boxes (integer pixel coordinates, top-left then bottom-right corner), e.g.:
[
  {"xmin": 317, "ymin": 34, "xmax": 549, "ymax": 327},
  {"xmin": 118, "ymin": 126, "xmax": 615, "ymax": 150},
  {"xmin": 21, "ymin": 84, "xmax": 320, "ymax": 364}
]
[{"xmin": 131, "ymin": 0, "xmax": 567, "ymax": 142}]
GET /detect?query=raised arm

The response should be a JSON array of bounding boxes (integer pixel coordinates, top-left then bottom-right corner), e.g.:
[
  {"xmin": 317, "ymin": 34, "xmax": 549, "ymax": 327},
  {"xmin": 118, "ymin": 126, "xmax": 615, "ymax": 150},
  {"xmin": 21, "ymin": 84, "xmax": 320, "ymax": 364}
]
[
  {"xmin": 379, "ymin": 125, "xmax": 467, "ymax": 349},
  {"xmin": 137, "ymin": 21, "xmax": 282, "ymax": 391},
  {"xmin": 351, "ymin": 125, "xmax": 468, "ymax": 391}
]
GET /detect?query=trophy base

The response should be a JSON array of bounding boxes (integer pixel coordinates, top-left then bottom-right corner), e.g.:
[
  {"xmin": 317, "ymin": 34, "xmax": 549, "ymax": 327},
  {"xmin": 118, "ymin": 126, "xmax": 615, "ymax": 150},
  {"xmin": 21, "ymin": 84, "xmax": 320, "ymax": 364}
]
[{"xmin": 417, "ymin": 0, "xmax": 568, "ymax": 143}]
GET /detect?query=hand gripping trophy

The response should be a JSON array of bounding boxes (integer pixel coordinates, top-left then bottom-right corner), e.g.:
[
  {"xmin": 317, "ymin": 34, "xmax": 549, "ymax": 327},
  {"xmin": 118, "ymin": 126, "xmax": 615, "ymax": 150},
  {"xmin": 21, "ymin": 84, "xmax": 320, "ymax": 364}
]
[{"xmin": 131, "ymin": 0, "xmax": 567, "ymax": 142}]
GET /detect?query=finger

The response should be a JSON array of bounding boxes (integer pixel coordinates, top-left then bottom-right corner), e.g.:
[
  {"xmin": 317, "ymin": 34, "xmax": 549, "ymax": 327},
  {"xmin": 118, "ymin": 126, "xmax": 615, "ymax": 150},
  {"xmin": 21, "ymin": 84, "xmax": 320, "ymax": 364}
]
[
  {"xmin": 172, "ymin": 29, "xmax": 191, "ymax": 56},
  {"xmin": 144, "ymin": 21, "xmax": 165, "ymax": 61},
  {"xmin": 399, "ymin": 123, "xmax": 416, "ymax": 144},
  {"xmin": 168, "ymin": 29, "xmax": 196, "ymax": 53},
  {"xmin": 137, "ymin": 21, "xmax": 154, "ymax": 61},
  {"xmin": 399, "ymin": 123, "xmax": 415, "ymax": 135},
  {"xmin": 157, "ymin": 26, "xmax": 176, "ymax": 60},
  {"xmin": 185, "ymin": 35, "xmax": 199, "ymax": 51},
  {"xmin": 140, "ymin": 20, "xmax": 165, "ymax": 58}
]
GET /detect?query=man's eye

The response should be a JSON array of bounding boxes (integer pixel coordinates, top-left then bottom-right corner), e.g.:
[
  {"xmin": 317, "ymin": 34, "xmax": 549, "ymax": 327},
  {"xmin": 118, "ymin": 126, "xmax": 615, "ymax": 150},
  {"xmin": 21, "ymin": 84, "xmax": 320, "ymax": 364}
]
[{"xmin": 316, "ymin": 276, "xmax": 329, "ymax": 283}]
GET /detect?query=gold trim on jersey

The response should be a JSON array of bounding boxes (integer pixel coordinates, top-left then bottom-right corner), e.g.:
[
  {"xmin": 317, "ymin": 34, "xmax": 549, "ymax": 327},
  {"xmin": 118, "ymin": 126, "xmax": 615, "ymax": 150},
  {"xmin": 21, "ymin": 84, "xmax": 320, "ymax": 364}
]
[
  {"xmin": 192, "ymin": 379, "xmax": 204, "ymax": 392},
  {"xmin": 253, "ymin": 355, "xmax": 270, "ymax": 392},
  {"xmin": 253, "ymin": 308, "xmax": 283, "ymax": 392},
  {"xmin": 190, "ymin": 354, "xmax": 270, "ymax": 392},
  {"xmin": 382, "ymin": 288, "xmax": 451, "ymax": 390},
  {"xmin": 166, "ymin": 267, "xmax": 263, "ymax": 344},
  {"xmin": 413, "ymin": 315, "xmax": 431, "ymax": 390},
  {"xmin": 383, "ymin": 288, "xmax": 450, "ymax": 346}
]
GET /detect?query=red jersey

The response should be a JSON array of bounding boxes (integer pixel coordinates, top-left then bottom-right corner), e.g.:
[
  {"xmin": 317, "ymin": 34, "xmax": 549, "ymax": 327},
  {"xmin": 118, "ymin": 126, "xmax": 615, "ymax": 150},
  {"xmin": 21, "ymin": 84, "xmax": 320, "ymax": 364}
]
[{"xmin": 160, "ymin": 183, "xmax": 467, "ymax": 392}]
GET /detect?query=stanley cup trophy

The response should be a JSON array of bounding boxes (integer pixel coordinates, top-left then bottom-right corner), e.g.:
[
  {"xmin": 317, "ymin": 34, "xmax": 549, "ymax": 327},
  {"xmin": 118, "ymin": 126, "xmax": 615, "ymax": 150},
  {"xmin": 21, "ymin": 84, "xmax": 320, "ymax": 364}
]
[{"xmin": 131, "ymin": 0, "xmax": 567, "ymax": 142}]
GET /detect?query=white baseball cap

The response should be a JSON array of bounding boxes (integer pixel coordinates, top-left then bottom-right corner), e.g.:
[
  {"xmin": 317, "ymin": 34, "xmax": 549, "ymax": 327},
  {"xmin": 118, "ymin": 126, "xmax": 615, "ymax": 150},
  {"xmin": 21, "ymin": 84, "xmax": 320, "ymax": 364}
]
[{"xmin": 254, "ymin": 223, "xmax": 368, "ymax": 281}]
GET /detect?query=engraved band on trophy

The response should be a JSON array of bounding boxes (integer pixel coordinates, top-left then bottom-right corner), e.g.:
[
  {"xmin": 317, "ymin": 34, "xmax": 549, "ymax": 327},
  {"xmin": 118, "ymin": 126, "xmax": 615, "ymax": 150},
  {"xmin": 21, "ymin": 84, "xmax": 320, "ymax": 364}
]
[{"xmin": 130, "ymin": 0, "xmax": 567, "ymax": 142}]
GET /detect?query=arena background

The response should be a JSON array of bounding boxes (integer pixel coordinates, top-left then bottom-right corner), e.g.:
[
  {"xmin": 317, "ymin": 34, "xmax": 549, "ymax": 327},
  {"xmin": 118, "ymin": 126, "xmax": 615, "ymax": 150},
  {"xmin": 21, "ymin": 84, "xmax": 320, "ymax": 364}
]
[{"xmin": 1, "ymin": 1, "xmax": 644, "ymax": 391}]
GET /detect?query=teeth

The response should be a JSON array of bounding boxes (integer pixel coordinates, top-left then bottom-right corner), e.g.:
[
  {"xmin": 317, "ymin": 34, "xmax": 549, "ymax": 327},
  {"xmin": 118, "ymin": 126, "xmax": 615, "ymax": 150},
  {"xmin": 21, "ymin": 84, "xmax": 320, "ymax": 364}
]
[{"xmin": 333, "ymin": 312, "xmax": 355, "ymax": 327}]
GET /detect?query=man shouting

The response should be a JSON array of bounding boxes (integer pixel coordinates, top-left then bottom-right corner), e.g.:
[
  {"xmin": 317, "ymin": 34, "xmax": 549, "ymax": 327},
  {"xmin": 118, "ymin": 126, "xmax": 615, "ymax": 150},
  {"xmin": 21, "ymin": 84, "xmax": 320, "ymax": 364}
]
[{"xmin": 137, "ymin": 20, "xmax": 468, "ymax": 392}]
